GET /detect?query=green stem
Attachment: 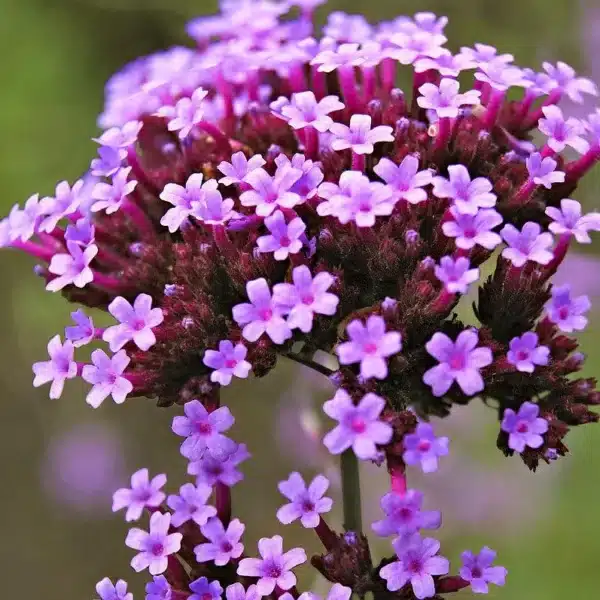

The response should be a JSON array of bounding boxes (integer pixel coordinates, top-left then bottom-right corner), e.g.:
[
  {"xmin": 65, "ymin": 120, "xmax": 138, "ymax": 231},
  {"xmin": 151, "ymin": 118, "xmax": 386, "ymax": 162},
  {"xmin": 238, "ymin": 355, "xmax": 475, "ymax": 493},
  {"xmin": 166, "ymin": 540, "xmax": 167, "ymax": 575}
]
[{"xmin": 341, "ymin": 449, "xmax": 362, "ymax": 532}]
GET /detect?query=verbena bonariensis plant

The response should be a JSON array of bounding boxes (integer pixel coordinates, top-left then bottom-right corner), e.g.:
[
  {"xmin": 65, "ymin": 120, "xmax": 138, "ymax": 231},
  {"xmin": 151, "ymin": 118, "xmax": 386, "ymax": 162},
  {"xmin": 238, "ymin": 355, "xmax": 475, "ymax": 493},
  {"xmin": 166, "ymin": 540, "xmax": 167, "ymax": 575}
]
[{"xmin": 4, "ymin": 0, "xmax": 600, "ymax": 598}]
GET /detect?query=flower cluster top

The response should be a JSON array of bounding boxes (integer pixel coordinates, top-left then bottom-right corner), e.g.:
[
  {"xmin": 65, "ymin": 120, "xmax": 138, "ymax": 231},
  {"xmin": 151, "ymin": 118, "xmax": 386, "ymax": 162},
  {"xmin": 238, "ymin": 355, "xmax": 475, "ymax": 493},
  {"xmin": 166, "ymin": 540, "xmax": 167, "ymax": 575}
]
[{"xmin": 3, "ymin": 0, "xmax": 600, "ymax": 598}]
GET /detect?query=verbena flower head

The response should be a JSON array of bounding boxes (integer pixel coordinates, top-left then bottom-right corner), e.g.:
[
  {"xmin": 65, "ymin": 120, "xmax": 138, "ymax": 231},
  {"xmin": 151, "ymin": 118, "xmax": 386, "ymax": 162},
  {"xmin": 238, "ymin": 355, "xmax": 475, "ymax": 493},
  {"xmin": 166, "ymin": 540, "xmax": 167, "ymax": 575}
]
[{"xmin": 7, "ymin": 2, "xmax": 600, "ymax": 598}]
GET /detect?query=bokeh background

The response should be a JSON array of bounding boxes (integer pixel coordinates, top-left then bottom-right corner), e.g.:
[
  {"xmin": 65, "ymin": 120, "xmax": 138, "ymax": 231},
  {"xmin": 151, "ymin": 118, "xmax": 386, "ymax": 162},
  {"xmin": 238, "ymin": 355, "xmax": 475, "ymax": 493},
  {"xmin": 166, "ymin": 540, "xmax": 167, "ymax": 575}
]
[{"xmin": 2, "ymin": 0, "xmax": 600, "ymax": 597}]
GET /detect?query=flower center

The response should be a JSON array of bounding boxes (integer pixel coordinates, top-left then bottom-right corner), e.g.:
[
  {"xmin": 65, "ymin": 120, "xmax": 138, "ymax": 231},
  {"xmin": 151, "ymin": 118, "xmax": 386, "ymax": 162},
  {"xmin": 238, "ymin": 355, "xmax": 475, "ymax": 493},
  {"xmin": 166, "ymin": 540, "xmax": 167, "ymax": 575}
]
[
  {"xmin": 202, "ymin": 593, "xmax": 214, "ymax": 600},
  {"xmin": 151, "ymin": 542, "xmax": 164, "ymax": 556},
  {"xmin": 221, "ymin": 541, "xmax": 233, "ymax": 553},
  {"xmin": 418, "ymin": 439, "xmax": 432, "ymax": 452},
  {"xmin": 558, "ymin": 306, "xmax": 570, "ymax": 320},
  {"xmin": 398, "ymin": 507, "xmax": 413, "ymax": 521},
  {"xmin": 350, "ymin": 417, "xmax": 367, "ymax": 433},
  {"xmin": 132, "ymin": 318, "xmax": 146, "ymax": 331},
  {"xmin": 449, "ymin": 354, "xmax": 465, "ymax": 370},
  {"xmin": 464, "ymin": 228, "xmax": 476, "ymax": 238},
  {"xmin": 301, "ymin": 499, "xmax": 315, "ymax": 512},
  {"xmin": 265, "ymin": 561, "xmax": 282, "ymax": 579},
  {"xmin": 516, "ymin": 350, "xmax": 529, "ymax": 361},
  {"xmin": 516, "ymin": 421, "xmax": 529, "ymax": 434},
  {"xmin": 280, "ymin": 235, "xmax": 291, "ymax": 247},
  {"xmin": 471, "ymin": 567, "xmax": 483, "ymax": 579},
  {"xmin": 225, "ymin": 358, "xmax": 238, "ymax": 369},
  {"xmin": 407, "ymin": 558, "xmax": 424, "ymax": 575},
  {"xmin": 197, "ymin": 422, "xmax": 212, "ymax": 435},
  {"xmin": 363, "ymin": 342, "xmax": 378, "ymax": 354},
  {"xmin": 259, "ymin": 308, "xmax": 273, "ymax": 321},
  {"xmin": 301, "ymin": 294, "xmax": 314, "ymax": 305}
]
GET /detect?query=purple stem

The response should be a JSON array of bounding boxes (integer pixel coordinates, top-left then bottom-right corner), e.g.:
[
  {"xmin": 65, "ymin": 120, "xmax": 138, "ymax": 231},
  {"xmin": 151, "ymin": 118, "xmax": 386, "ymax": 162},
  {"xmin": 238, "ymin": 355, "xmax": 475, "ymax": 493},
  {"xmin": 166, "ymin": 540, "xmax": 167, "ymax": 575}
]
[
  {"xmin": 123, "ymin": 198, "xmax": 155, "ymax": 237},
  {"xmin": 303, "ymin": 126, "xmax": 320, "ymax": 160},
  {"xmin": 12, "ymin": 239, "xmax": 55, "ymax": 262},
  {"xmin": 566, "ymin": 146, "xmax": 600, "ymax": 182},
  {"xmin": 351, "ymin": 152, "xmax": 365, "ymax": 171},
  {"xmin": 338, "ymin": 66, "xmax": 360, "ymax": 112},
  {"xmin": 381, "ymin": 58, "xmax": 397, "ymax": 93},
  {"xmin": 434, "ymin": 117, "xmax": 453, "ymax": 151},
  {"xmin": 482, "ymin": 89, "xmax": 506, "ymax": 129}
]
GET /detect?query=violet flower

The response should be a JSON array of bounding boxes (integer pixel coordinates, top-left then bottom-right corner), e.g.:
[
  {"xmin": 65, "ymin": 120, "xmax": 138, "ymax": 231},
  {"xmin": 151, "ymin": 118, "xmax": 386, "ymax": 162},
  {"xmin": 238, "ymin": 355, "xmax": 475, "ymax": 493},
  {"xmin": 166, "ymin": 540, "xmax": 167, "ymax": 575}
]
[
  {"xmin": 47, "ymin": 241, "xmax": 98, "ymax": 292},
  {"xmin": 276, "ymin": 472, "xmax": 333, "ymax": 528},
  {"xmin": 32, "ymin": 335, "xmax": 77, "ymax": 400},
  {"xmin": 189, "ymin": 577, "xmax": 223, "ymax": 600},
  {"xmin": 500, "ymin": 222, "xmax": 554, "ymax": 267},
  {"xmin": 460, "ymin": 547, "xmax": 507, "ymax": 594},
  {"xmin": 544, "ymin": 284, "xmax": 590, "ymax": 332},
  {"xmin": 402, "ymin": 423, "xmax": 449, "ymax": 473},
  {"xmin": 156, "ymin": 88, "xmax": 208, "ymax": 139},
  {"xmin": 65, "ymin": 309, "xmax": 95, "ymax": 347},
  {"xmin": 501, "ymin": 402, "xmax": 548, "ymax": 452},
  {"xmin": 195, "ymin": 517, "xmax": 245, "ymax": 565},
  {"xmin": 372, "ymin": 490, "xmax": 441, "ymax": 537},
  {"xmin": 507, "ymin": 332, "xmax": 550, "ymax": 373},
  {"xmin": 91, "ymin": 167, "xmax": 138, "ymax": 215},
  {"xmin": 240, "ymin": 165, "xmax": 303, "ymax": 217},
  {"xmin": 373, "ymin": 155, "xmax": 433, "ymax": 204},
  {"xmin": 434, "ymin": 256, "xmax": 479, "ymax": 294},
  {"xmin": 256, "ymin": 210, "xmax": 306, "ymax": 260},
  {"xmin": 81, "ymin": 349, "xmax": 133, "ymax": 408},
  {"xmin": 432, "ymin": 165, "xmax": 496, "ymax": 215},
  {"xmin": 39, "ymin": 179, "xmax": 84, "ymax": 232},
  {"xmin": 145, "ymin": 576, "xmax": 172, "ymax": 600},
  {"xmin": 329, "ymin": 114, "xmax": 394, "ymax": 155},
  {"xmin": 188, "ymin": 444, "xmax": 250, "ymax": 487},
  {"xmin": 546, "ymin": 199, "xmax": 600, "ymax": 243},
  {"xmin": 417, "ymin": 78, "xmax": 481, "ymax": 119},
  {"xmin": 442, "ymin": 207, "xmax": 503, "ymax": 250},
  {"xmin": 280, "ymin": 91, "xmax": 344, "ymax": 132},
  {"xmin": 542, "ymin": 61, "xmax": 598, "ymax": 103},
  {"xmin": 167, "ymin": 482, "xmax": 216, "ymax": 527},
  {"xmin": 203, "ymin": 341, "xmax": 252, "ymax": 386},
  {"xmin": 112, "ymin": 468, "xmax": 167, "ymax": 522},
  {"xmin": 218, "ymin": 152, "xmax": 266, "ymax": 186},
  {"xmin": 538, "ymin": 105, "xmax": 589, "ymax": 154},
  {"xmin": 525, "ymin": 152, "xmax": 565, "ymax": 189},
  {"xmin": 95, "ymin": 578, "xmax": 132, "ymax": 600}
]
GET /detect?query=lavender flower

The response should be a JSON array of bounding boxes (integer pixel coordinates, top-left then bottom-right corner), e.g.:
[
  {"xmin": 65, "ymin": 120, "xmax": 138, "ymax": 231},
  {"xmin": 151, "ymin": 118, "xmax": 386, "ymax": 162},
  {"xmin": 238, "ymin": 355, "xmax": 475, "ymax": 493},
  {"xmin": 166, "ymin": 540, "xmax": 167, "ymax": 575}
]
[
  {"xmin": 189, "ymin": 577, "xmax": 223, "ymax": 600},
  {"xmin": 93, "ymin": 120, "xmax": 141, "ymax": 149},
  {"xmin": 166, "ymin": 482, "xmax": 216, "ymax": 527},
  {"xmin": 125, "ymin": 512, "xmax": 182, "ymax": 575},
  {"xmin": 542, "ymin": 61, "xmax": 598, "ymax": 103},
  {"xmin": 373, "ymin": 156, "xmax": 433, "ymax": 204},
  {"xmin": 322, "ymin": 389, "xmax": 393, "ymax": 459},
  {"xmin": 442, "ymin": 207, "xmax": 503, "ymax": 250},
  {"xmin": 171, "ymin": 401, "xmax": 236, "ymax": 461},
  {"xmin": 272, "ymin": 265, "xmax": 339, "ymax": 333},
  {"xmin": 432, "ymin": 165, "xmax": 496, "ymax": 215},
  {"xmin": 65, "ymin": 309, "xmax": 95, "ymax": 347},
  {"xmin": 145, "ymin": 576, "xmax": 172, "ymax": 600},
  {"xmin": 91, "ymin": 146, "xmax": 124, "ymax": 178},
  {"xmin": 240, "ymin": 165, "xmax": 303, "ymax": 216},
  {"xmin": 280, "ymin": 92, "xmax": 344, "ymax": 132},
  {"xmin": 525, "ymin": 153, "xmax": 565, "ymax": 189},
  {"xmin": 546, "ymin": 199, "xmax": 600, "ymax": 243},
  {"xmin": 232, "ymin": 278, "xmax": 292, "ymax": 344},
  {"xmin": 434, "ymin": 256, "xmax": 479, "ymax": 294},
  {"xmin": 218, "ymin": 152, "xmax": 266, "ymax": 186},
  {"xmin": 112, "ymin": 468, "xmax": 167, "ymax": 522},
  {"xmin": 195, "ymin": 517, "xmax": 245, "ymax": 565},
  {"xmin": 103, "ymin": 294, "xmax": 164, "ymax": 352},
  {"xmin": 329, "ymin": 114, "xmax": 393, "ymax": 155},
  {"xmin": 538, "ymin": 105, "xmax": 589, "ymax": 154},
  {"xmin": 417, "ymin": 78, "xmax": 481, "ymax": 119},
  {"xmin": 402, "ymin": 423, "xmax": 449, "ymax": 473},
  {"xmin": 188, "ymin": 444, "xmax": 250, "ymax": 487},
  {"xmin": 47, "ymin": 241, "xmax": 98, "ymax": 292},
  {"xmin": 32, "ymin": 335, "xmax": 77, "ymax": 399},
  {"xmin": 336, "ymin": 315, "xmax": 402, "ymax": 380},
  {"xmin": 507, "ymin": 332, "xmax": 550, "ymax": 373},
  {"xmin": 156, "ymin": 88, "xmax": 208, "ymax": 139},
  {"xmin": 544, "ymin": 285, "xmax": 590, "ymax": 332},
  {"xmin": 372, "ymin": 490, "xmax": 441, "ymax": 537},
  {"xmin": 91, "ymin": 168, "xmax": 138, "ymax": 214},
  {"xmin": 423, "ymin": 330, "xmax": 492, "ymax": 396},
  {"xmin": 379, "ymin": 535, "xmax": 450, "ymax": 599},
  {"xmin": 500, "ymin": 222, "xmax": 554, "ymax": 267},
  {"xmin": 388, "ymin": 31, "xmax": 447, "ymax": 65},
  {"xmin": 39, "ymin": 179, "xmax": 84, "ymax": 232},
  {"xmin": 225, "ymin": 583, "xmax": 261, "ymax": 600},
  {"xmin": 276, "ymin": 472, "xmax": 333, "ymax": 528},
  {"xmin": 203, "ymin": 341, "xmax": 252, "ymax": 385},
  {"xmin": 460, "ymin": 547, "xmax": 507, "ymax": 594},
  {"xmin": 237, "ymin": 535, "xmax": 307, "ymax": 596},
  {"xmin": 82, "ymin": 349, "xmax": 133, "ymax": 408},
  {"xmin": 459, "ymin": 43, "xmax": 513, "ymax": 65},
  {"xmin": 501, "ymin": 402, "xmax": 548, "ymax": 452},
  {"xmin": 95, "ymin": 578, "xmax": 132, "ymax": 600},
  {"xmin": 474, "ymin": 61, "xmax": 527, "ymax": 91},
  {"xmin": 256, "ymin": 210, "xmax": 306, "ymax": 260},
  {"xmin": 65, "ymin": 218, "xmax": 95, "ymax": 247},
  {"xmin": 5, "ymin": 194, "xmax": 40, "ymax": 241},
  {"xmin": 414, "ymin": 51, "xmax": 475, "ymax": 77},
  {"xmin": 275, "ymin": 154, "xmax": 324, "ymax": 200}
]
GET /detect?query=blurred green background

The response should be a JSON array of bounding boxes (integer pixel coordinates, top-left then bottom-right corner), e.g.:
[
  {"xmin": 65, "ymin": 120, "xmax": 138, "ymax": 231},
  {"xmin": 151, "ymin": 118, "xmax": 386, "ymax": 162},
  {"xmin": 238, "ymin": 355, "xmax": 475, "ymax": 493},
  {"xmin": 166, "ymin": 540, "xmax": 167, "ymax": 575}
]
[{"xmin": 1, "ymin": 0, "xmax": 600, "ymax": 598}]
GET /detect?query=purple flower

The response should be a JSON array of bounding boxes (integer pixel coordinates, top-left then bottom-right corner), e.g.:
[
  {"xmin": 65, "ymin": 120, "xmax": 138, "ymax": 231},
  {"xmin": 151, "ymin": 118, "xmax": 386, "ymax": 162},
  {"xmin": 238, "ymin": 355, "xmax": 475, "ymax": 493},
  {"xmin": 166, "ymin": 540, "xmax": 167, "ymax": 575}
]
[
  {"xmin": 542, "ymin": 61, "xmax": 598, "ymax": 103},
  {"xmin": 379, "ymin": 535, "xmax": 450, "ymax": 599},
  {"xmin": 280, "ymin": 92, "xmax": 344, "ymax": 132},
  {"xmin": 538, "ymin": 105, "xmax": 589, "ymax": 154},
  {"xmin": 272, "ymin": 265, "xmax": 339, "ymax": 333},
  {"xmin": 546, "ymin": 199, "xmax": 600, "ymax": 243},
  {"xmin": 218, "ymin": 152, "xmax": 266, "ymax": 186},
  {"xmin": 203, "ymin": 341, "xmax": 252, "ymax": 386},
  {"xmin": 39, "ymin": 180, "xmax": 84, "ymax": 232},
  {"xmin": 125, "ymin": 512, "xmax": 182, "ymax": 575},
  {"xmin": 336, "ymin": 315, "xmax": 402, "ymax": 379},
  {"xmin": 507, "ymin": 332, "xmax": 550, "ymax": 373},
  {"xmin": 91, "ymin": 168, "xmax": 138, "ymax": 214},
  {"xmin": 275, "ymin": 154, "xmax": 324, "ymax": 200},
  {"xmin": 388, "ymin": 31, "xmax": 447, "ymax": 65},
  {"xmin": 373, "ymin": 156, "xmax": 433, "ymax": 204},
  {"xmin": 311, "ymin": 43, "xmax": 362, "ymax": 73},
  {"xmin": 103, "ymin": 294, "xmax": 164, "ymax": 352},
  {"xmin": 276, "ymin": 472, "xmax": 333, "ymax": 528},
  {"xmin": 91, "ymin": 145, "xmax": 124, "ymax": 178},
  {"xmin": 171, "ymin": 401, "xmax": 236, "ymax": 461},
  {"xmin": 256, "ymin": 210, "xmax": 306, "ymax": 260},
  {"xmin": 500, "ymin": 222, "xmax": 554, "ymax": 267},
  {"xmin": 322, "ymin": 389, "xmax": 393, "ymax": 459},
  {"xmin": 417, "ymin": 78, "xmax": 481, "ymax": 119},
  {"xmin": 525, "ymin": 152, "xmax": 565, "ymax": 189},
  {"xmin": 188, "ymin": 443, "xmax": 250, "ymax": 487},
  {"xmin": 232, "ymin": 278, "xmax": 292, "ymax": 344},
  {"xmin": 442, "ymin": 207, "xmax": 503, "ymax": 250},
  {"xmin": 145, "ymin": 576, "xmax": 172, "ymax": 600},
  {"xmin": 225, "ymin": 584, "xmax": 261, "ymax": 600},
  {"xmin": 82, "ymin": 349, "xmax": 133, "ymax": 408},
  {"xmin": 112, "ymin": 468, "xmax": 167, "ymax": 522},
  {"xmin": 544, "ymin": 284, "xmax": 590, "ymax": 332},
  {"xmin": 166, "ymin": 482, "xmax": 216, "ymax": 527},
  {"xmin": 474, "ymin": 61, "xmax": 527, "ymax": 91},
  {"xmin": 372, "ymin": 490, "xmax": 441, "ymax": 538},
  {"xmin": 423, "ymin": 330, "xmax": 493, "ymax": 396},
  {"xmin": 5, "ymin": 194, "xmax": 41, "ymax": 242},
  {"xmin": 194, "ymin": 190, "xmax": 235, "ymax": 225},
  {"xmin": 414, "ymin": 50, "xmax": 475, "ymax": 77},
  {"xmin": 240, "ymin": 165, "xmax": 303, "ymax": 217},
  {"xmin": 402, "ymin": 423, "xmax": 449, "ymax": 473},
  {"xmin": 329, "ymin": 114, "xmax": 394, "ymax": 155},
  {"xmin": 65, "ymin": 310, "xmax": 95, "ymax": 350},
  {"xmin": 160, "ymin": 173, "xmax": 221, "ymax": 233},
  {"xmin": 195, "ymin": 517, "xmax": 245, "ymax": 565},
  {"xmin": 434, "ymin": 256, "xmax": 479, "ymax": 294},
  {"xmin": 32, "ymin": 335, "xmax": 77, "ymax": 399},
  {"xmin": 95, "ymin": 578, "xmax": 132, "ymax": 600},
  {"xmin": 460, "ymin": 547, "xmax": 507, "ymax": 594},
  {"xmin": 47, "ymin": 241, "xmax": 98, "ymax": 292},
  {"xmin": 156, "ymin": 88, "xmax": 208, "ymax": 139},
  {"xmin": 432, "ymin": 165, "xmax": 496, "ymax": 215},
  {"xmin": 189, "ymin": 577, "xmax": 223, "ymax": 600},
  {"xmin": 323, "ymin": 12, "xmax": 372, "ymax": 42},
  {"xmin": 459, "ymin": 43, "xmax": 513, "ymax": 66},
  {"xmin": 501, "ymin": 402, "xmax": 548, "ymax": 452},
  {"xmin": 237, "ymin": 535, "xmax": 307, "ymax": 596},
  {"xmin": 93, "ymin": 120, "xmax": 142, "ymax": 149},
  {"xmin": 65, "ymin": 218, "xmax": 95, "ymax": 247}
]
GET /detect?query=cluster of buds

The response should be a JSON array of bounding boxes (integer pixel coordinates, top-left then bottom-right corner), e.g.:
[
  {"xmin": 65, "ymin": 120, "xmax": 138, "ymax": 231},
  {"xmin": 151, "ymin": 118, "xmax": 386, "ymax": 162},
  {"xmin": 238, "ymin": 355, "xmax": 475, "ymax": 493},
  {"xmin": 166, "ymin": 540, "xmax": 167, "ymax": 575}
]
[{"xmin": 3, "ymin": 0, "xmax": 600, "ymax": 598}]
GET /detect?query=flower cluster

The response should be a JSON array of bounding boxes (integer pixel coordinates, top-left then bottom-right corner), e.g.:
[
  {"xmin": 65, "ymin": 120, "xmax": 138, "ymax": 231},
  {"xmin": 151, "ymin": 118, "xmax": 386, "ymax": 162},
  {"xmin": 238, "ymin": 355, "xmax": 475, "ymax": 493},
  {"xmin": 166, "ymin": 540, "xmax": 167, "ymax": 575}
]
[{"xmin": 5, "ymin": 1, "xmax": 600, "ymax": 599}]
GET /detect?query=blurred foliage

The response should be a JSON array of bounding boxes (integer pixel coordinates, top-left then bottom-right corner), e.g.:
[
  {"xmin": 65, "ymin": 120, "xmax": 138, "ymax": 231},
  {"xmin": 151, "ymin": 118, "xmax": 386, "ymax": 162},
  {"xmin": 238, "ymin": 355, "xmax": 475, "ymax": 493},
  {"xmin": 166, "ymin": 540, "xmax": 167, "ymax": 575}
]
[{"xmin": 1, "ymin": 0, "xmax": 599, "ymax": 598}]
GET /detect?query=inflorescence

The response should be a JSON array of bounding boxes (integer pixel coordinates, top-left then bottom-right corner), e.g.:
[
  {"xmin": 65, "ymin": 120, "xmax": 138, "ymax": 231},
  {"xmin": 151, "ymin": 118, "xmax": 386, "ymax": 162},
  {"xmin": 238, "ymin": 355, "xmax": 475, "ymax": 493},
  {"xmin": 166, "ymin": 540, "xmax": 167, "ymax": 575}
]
[{"xmin": 4, "ymin": 0, "xmax": 600, "ymax": 598}]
